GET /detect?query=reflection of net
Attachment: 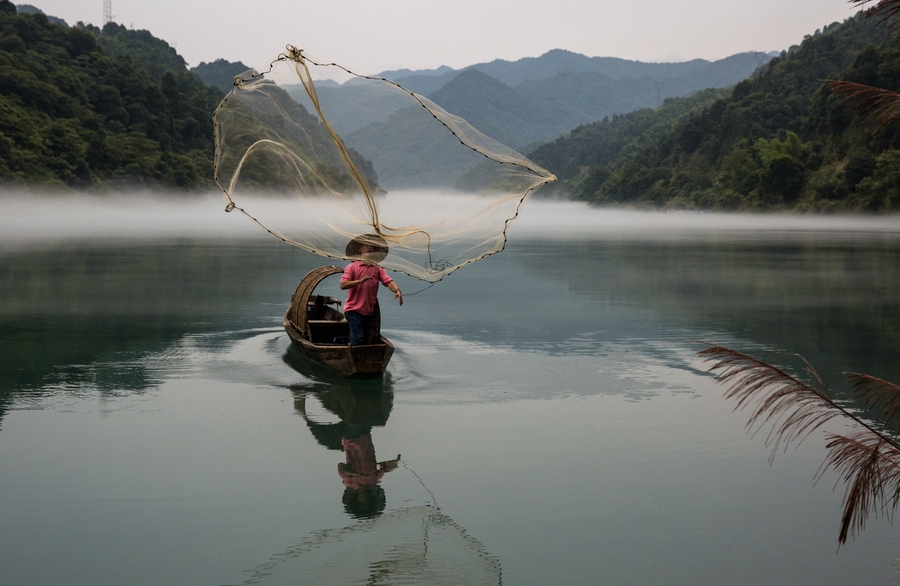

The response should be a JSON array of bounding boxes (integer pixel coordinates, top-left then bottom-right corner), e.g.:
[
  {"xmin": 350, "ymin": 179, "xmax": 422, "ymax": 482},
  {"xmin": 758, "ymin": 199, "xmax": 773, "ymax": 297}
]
[
  {"xmin": 213, "ymin": 46, "xmax": 555, "ymax": 282},
  {"xmin": 233, "ymin": 506, "xmax": 501, "ymax": 585}
]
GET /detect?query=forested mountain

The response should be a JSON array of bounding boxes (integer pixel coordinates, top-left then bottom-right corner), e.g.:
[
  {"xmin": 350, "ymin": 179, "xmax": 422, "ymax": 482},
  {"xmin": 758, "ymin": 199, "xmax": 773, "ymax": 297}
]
[
  {"xmin": 84, "ymin": 21, "xmax": 188, "ymax": 79},
  {"xmin": 216, "ymin": 78, "xmax": 381, "ymax": 192},
  {"xmin": 289, "ymin": 79, "xmax": 413, "ymax": 138},
  {"xmin": 339, "ymin": 68, "xmax": 573, "ymax": 189},
  {"xmin": 427, "ymin": 69, "xmax": 582, "ymax": 149},
  {"xmin": 5, "ymin": 0, "xmax": 899, "ymax": 211},
  {"xmin": 530, "ymin": 88, "xmax": 729, "ymax": 198},
  {"xmin": 384, "ymin": 49, "xmax": 772, "ymax": 97},
  {"xmin": 335, "ymin": 51, "xmax": 768, "ymax": 188},
  {"xmin": 294, "ymin": 49, "xmax": 770, "ymax": 150},
  {"xmin": 191, "ymin": 59, "xmax": 252, "ymax": 93},
  {"xmin": 344, "ymin": 100, "xmax": 484, "ymax": 190},
  {"xmin": 0, "ymin": 1, "xmax": 221, "ymax": 189},
  {"xmin": 515, "ymin": 53, "xmax": 768, "ymax": 125},
  {"xmin": 15, "ymin": 4, "xmax": 65, "ymax": 26},
  {"xmin": 531, "ymin": 14, "xmax": 900, "ymax": 210}
]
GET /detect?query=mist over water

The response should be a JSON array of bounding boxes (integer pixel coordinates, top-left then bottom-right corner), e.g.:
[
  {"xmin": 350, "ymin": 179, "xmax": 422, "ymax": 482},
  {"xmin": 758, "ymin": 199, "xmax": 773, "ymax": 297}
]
[
  {"xmin": 3, "ymin": 190, "xmax": 900, "ymax": 246},
  {"xmin": 0, "ymin": 191, "xmax": 260, "ymax": 243},
  {"xmin": 513, "ymin": 199, "xmax": 900, "ymax": 239},
  {"xmin": 2, "ymin": 190, "xmax": 900, "ymax": 585}
]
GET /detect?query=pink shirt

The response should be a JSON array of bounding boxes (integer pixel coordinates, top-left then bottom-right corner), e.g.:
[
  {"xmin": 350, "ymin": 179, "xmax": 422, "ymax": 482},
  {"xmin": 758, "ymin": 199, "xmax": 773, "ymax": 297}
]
[
  {"xmin": 341, "ymin": 261, "xmax": 393, "ymax": 315},
  {"xmin": 339, "ymin": 435, "xmax": 386, "ymax": 490}
]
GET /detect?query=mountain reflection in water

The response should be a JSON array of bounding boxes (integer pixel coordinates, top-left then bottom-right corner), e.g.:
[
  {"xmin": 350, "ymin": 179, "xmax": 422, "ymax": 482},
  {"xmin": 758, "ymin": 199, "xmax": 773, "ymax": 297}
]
[{"xmin": 2, "ymin": 205, "xmax": 900, "ymax": 585}]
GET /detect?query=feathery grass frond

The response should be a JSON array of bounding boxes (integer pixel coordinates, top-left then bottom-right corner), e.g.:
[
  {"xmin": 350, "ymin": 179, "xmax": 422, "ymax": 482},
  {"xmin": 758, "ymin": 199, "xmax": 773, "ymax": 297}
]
[
  {"xmin": 847, "ymin": 372, "xmax": 900, "ymax": 432},
  {"xmin": 699, "ymin": 343, "xmax": 900, "ymax": 546},
  {"xmin": 849, "ymin": 0, "xmax": 900, "ymax": 26},
  {"xmin": 697, "ymin": 345, "xmax": 841, "ymax": 463},
  {"xmin": 826, "ymin": 80, "xmax": 900, "ymax": 127},
  {"xmin": 820, "ymin": 431, "xmax": 900, "ymax": 543}
]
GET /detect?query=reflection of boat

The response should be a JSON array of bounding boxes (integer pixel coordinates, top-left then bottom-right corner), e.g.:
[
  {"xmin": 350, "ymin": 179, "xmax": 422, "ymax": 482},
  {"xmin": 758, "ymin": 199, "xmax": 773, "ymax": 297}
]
[
  {"xmin": 232, "ymin": 384, "xmax": 502, "ymax": 585},
  {"xmin": 293, "ymin": 386, "xmax": 399, "ymax": 519},
  {"xmin": 290, "ymin": 386, "xmax": 393, "ymax": 452},
  {"xmin": 283, "ymin": 266, "xmax": 394, "ymax": 378}
]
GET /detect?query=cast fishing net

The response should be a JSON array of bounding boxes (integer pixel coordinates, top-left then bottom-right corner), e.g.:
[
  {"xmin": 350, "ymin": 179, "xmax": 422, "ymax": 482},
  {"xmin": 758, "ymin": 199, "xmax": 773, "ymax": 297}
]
[
  {"xmin": 213, "ymin": 46, "xmax": 555, "ymax": 282},
  {"xmin": 231, "ymin": 505, "xmax": 501, "ymax": 585}
]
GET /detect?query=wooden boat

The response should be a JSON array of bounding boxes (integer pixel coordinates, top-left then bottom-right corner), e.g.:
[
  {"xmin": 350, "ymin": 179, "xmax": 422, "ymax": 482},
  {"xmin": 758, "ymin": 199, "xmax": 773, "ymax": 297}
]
[{"xmin": 283, "ymin": 266, "xmax": 394, "ymax": 378}]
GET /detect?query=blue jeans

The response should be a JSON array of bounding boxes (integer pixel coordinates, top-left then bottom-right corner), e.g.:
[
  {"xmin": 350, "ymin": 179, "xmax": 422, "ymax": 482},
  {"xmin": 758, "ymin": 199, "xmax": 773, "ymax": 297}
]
[{"xmin": 345, "ymin": 310, "xmax": 373, "ymax": 346}]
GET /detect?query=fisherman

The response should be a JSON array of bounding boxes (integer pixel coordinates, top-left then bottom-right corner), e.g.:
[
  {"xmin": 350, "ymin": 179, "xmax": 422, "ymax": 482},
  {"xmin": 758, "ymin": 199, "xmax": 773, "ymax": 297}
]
[{"xmin": 340, "ymin": 235, "xmax": 402, "ymax": 346}]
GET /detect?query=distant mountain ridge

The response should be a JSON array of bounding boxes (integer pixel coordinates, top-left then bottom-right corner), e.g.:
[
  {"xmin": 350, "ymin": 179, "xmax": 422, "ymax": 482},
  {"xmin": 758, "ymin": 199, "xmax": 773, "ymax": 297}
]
[
  {"xmin": 379, "ymin": 49, "xmax": 775, "ymax": 96},
  {"xmin": 296, "ymin": 48, "xmax": 772, "ymax": 147},
  {"xmin": 425, "ymin": 69, "xmax": 580, "ymax": 149},
  {"xmin": 15, "ymin": 4, "xmax": 67, "ymax": 26},
  {"xmin": 191, "ymin": 59, "xmax": 253, "ymax": 93},
  {"xmin": 527, "ymin": 14, "xmax": 900, "ymax": 211},
  {"xmin": 374, "ymin": 64, "xmax": 454, "ymax": 80},
  {"xmin": 322, "ymin": 49, "xmax": 771, "ymax": 188}
]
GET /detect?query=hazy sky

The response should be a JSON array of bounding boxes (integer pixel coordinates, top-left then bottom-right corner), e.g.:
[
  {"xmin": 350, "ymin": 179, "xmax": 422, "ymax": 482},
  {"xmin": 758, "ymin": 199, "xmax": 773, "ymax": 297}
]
[{"xmin": 26, "ymin": 0, "xmax": 862, "ymax": 76}]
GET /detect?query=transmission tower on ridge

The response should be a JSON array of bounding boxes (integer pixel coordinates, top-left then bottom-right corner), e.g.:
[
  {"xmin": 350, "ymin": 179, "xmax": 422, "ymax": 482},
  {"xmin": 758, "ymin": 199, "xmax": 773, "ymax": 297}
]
[{"xmin": 103, "ymin": 0, "xmax": 113, "ymax": 25}]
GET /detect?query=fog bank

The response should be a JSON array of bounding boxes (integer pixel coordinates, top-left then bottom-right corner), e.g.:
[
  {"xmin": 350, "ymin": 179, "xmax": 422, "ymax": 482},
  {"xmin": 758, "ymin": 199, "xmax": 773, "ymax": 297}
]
[
  {"xmin": 0, "ymin": 192, "xmax": 259, "ymax": 244},
  {"xmin": 2, "ymin": 191, "xmax": 900, "ymax": 247}
]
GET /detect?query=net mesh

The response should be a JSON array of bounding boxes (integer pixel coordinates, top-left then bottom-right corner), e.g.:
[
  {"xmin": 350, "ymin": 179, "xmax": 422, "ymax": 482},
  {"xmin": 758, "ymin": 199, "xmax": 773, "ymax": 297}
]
[
  {"xmin": 213, "ymin": 46, "xmax": 555, "ymax": 282},
  {"xmin": 232, "ymin": 505, "xmax": 501, "ymax": 585}
]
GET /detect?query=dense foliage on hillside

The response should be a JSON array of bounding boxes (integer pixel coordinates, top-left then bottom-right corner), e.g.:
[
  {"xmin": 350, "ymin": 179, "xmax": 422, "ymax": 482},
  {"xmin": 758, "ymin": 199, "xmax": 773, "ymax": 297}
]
[
  {"xmin": 0, "ymin": 1, "xmax": 221, "ymax": 189},
  {"xmin": 532, "ymin": 14, "xmax": 900, "ymax": 211},
  {"xmin": 529, "ymin": 88, "xmax": 728, "ymax": 198},
  {"xmin": 216, "ymin": 80, "xmax": 381, "ymax": 192},
  {"xmin": 84, "ymin": 21, "xmax": 188, "ymax": 80},
  {"xmin": 191, "ymin": 59, "xmax": 252, "ymax": 94},
  {"xmin": 15, "ymin": 4, "xmax": 66, "ymax": 26}
]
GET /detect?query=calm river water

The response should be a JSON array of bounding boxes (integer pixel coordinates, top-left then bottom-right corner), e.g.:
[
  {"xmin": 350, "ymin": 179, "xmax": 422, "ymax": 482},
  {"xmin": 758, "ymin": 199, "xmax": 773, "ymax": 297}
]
[{"xmin": 2, "ymin": 197, "xmax": 900, "ymax": 585}]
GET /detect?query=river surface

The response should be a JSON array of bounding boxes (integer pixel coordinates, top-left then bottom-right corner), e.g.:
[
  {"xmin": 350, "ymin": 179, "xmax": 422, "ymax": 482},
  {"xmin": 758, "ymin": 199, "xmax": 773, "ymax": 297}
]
[{"xmin": 2, "ymin": 197, "xmax": 900, "ymax": 585}]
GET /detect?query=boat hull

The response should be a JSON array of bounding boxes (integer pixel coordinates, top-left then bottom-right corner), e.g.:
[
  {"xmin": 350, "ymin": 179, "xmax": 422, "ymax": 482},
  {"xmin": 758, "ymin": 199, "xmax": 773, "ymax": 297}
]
[{"xmin": 284, "ymin": 312, "xmax": 394, "ymax": 378}]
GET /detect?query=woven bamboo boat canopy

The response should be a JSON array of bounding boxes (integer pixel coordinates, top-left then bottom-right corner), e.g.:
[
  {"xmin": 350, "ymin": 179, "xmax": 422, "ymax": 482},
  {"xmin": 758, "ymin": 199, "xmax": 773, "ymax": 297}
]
[{"xmin": 287, "ymin": 265, "xmax": 343, "ymax": 335}]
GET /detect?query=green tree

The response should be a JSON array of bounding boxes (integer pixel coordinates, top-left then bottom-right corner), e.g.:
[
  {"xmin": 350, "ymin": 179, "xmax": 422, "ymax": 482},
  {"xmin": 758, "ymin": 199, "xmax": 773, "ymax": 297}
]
[
  {"xmin": 0, "ymin": 1, "xmax": 226, "ymax": 190},
  {"xmin": 531, "ymin": 12, "xmax": 900, "ymax": 211}
]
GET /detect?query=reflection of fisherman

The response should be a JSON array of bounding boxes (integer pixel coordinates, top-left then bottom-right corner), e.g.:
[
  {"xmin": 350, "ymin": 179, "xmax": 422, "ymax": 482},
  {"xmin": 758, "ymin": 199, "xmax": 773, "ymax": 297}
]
[
  {"xmin": 293, "ymin": 387, "xmax": 398, "ymax": 519},
  {"xmin": 340, "ymin": 235, "xmax": 403, "ymax": 346},
  {"xmin": 339, "ymin": 425, "xmax": 401, "ymax": 517}
]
